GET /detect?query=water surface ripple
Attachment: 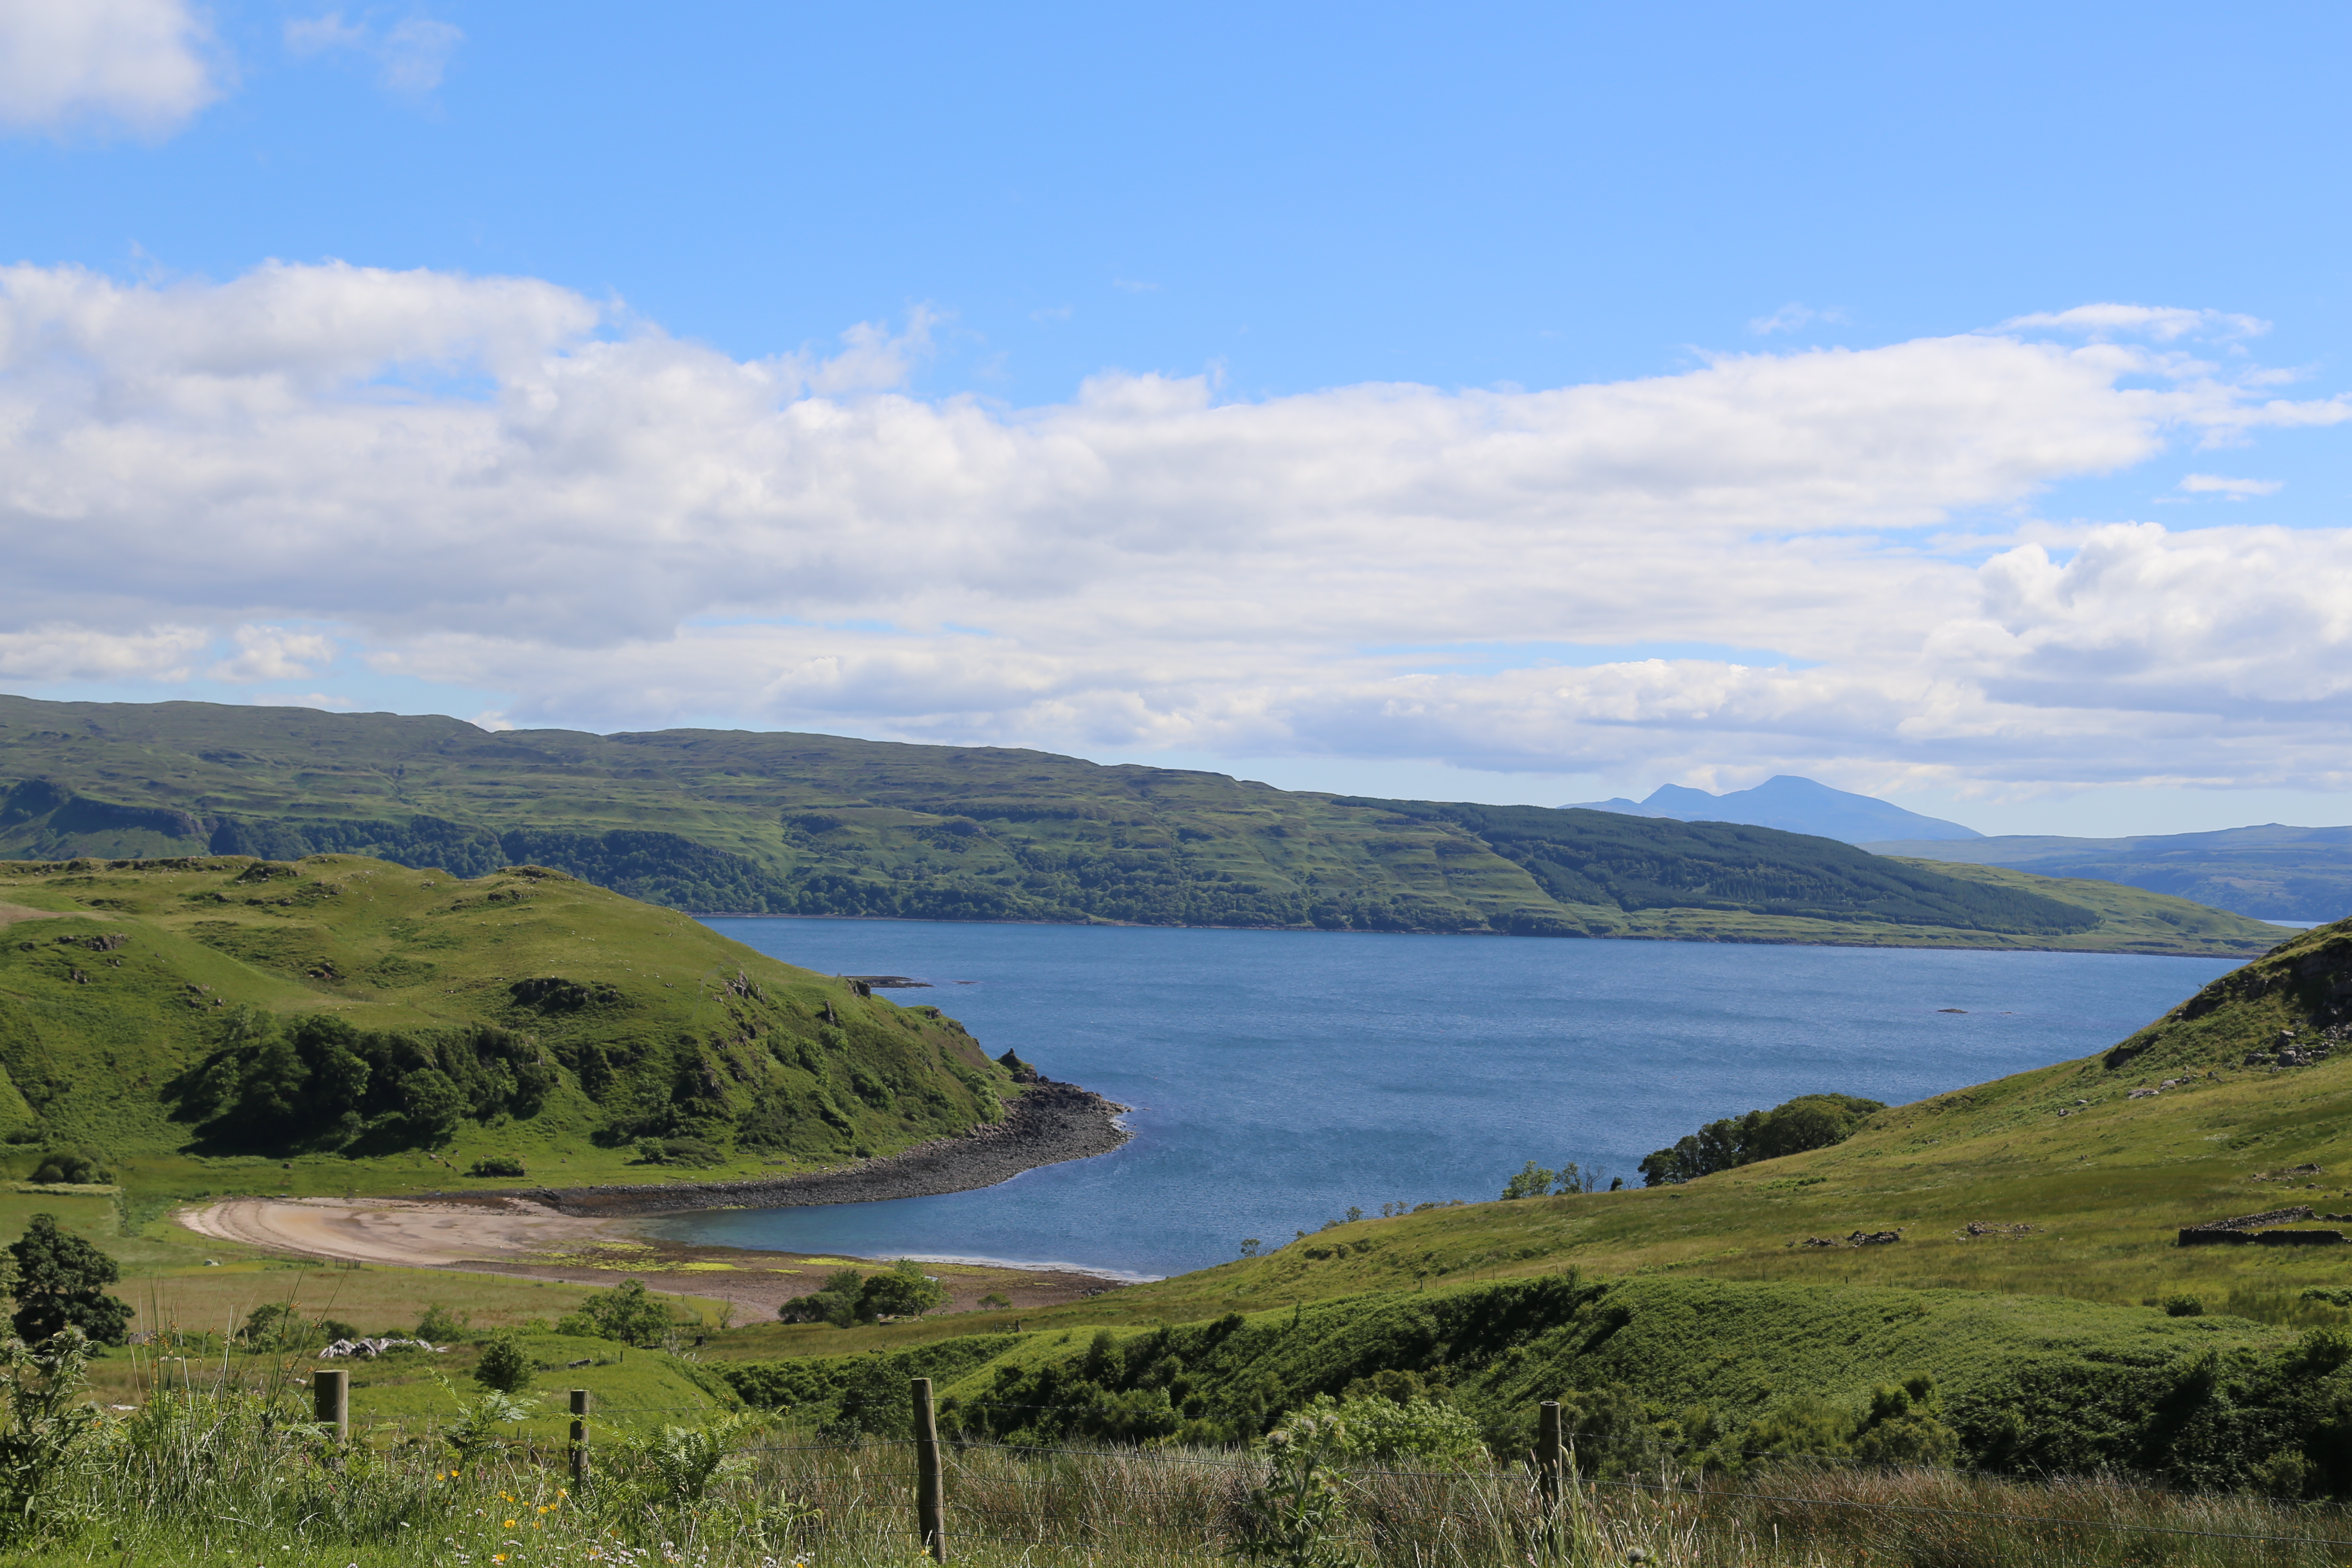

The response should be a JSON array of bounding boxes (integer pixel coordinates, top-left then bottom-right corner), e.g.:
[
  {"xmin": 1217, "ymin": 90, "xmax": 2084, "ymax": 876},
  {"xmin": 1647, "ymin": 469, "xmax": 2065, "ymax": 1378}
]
[{"xmin": 655, "ymin": 919, "xmax": 2233, "ymax": 1277}]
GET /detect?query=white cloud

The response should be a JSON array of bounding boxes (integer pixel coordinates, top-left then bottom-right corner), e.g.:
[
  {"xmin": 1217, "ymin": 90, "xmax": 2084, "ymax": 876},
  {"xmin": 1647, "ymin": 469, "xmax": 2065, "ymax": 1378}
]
[
  {"xmin": 2, "ymin": 266, "xmax": 2350, "ymax": 794},
  {"xmin": 0, "ymin": 624, "xmax": 208, "ymax": 682},
  {"xmin": 1996, "ymin": 303, "xmax": 2269, "ymax": 343},
  {"xmin": 247, "ymin": 691, "xmax": 356, "ymax": 710},
  {"xmin": 208, "ymin": 625, "xmax": 337, "ymax": 682},
  {"xmin": 0, "ymin": 0, "xmax": 220, "ymax": 138},
  {"xmin": 2180, "ymin": 473, "xmax": 2284, "ymax": 499},
  {"xmin": 285, "ymin": 11, "xmax": 461, "ymax": 95},
  {"xmin": 1747, "ymin": 303, "xmax": 1845, "ymax": 335}
]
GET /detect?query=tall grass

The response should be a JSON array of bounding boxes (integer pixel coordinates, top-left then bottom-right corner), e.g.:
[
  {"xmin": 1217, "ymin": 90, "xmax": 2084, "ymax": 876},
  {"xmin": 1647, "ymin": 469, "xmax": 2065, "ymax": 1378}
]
[{"xmin": 13, "ymin": 1393, "xmax": 2352, "ymax": 1566}]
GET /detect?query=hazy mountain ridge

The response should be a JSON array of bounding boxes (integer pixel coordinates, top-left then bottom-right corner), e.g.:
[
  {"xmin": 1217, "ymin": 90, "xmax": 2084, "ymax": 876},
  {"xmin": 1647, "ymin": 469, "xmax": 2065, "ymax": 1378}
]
[
  {"xmin": 1871, "ymin": 824, "xmax": 2352, "ymax": 924},
  {"xmin": 0, "ymin": 695, "xmax": 2289, "ymax": 956},
  {"xmin": 1571, "ymin": 775, "xmax": 1984, "ymax": 843}
]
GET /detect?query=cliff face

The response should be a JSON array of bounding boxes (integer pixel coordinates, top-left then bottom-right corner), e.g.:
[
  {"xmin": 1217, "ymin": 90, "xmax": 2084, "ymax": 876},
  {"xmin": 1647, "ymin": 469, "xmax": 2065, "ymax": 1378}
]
[{"xmin": 2104, "ymin": 922, "xmax": 2352, "ymax": 1075}]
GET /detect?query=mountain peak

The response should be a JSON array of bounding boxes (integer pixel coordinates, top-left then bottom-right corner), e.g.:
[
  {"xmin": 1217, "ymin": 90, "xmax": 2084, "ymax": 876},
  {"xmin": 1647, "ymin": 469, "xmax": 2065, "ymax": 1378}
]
[{"xmin": 1568, "ymin": 775, "xmax": 1983, "ymax": 845}]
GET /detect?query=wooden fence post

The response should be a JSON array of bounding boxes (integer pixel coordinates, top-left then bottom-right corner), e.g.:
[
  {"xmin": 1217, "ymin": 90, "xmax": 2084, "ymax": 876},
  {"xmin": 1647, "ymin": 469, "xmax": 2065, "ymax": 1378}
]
[
  {"xmin": 912, "ymin": 1376, "xmax": 946, "ymax": 1562},
  {"xmin": 1535, "ymin": 1400, "xmax": 1562, "ymax": 1554},
  {"xmin": 569, "ymin": 1389, "xmax": 591, "ymax": 1488},
  {"xmin": 313, "ymin": 1368, "xmax": 349, "ymax": 1447}
]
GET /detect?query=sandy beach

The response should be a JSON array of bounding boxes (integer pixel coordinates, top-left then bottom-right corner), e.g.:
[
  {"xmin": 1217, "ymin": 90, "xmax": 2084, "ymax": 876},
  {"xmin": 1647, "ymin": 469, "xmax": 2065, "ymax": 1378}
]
[
  {"xmin": 179, "ymin": 1193, "xmax": 1124, "ymax": 1316},
  {"xmin": 176, "ymin": 1077, "xmax": 1140, "ymax": 1316}
]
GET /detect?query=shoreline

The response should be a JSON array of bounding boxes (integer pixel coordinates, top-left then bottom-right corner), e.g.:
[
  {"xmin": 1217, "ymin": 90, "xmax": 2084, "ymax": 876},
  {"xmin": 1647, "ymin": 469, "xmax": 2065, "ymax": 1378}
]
[
  {"xmin": 450, "ymin": 1078, "xmax": 1133, "ymax": 1219},
  {"xmin": 175, "ymin": 1081, "xmax": 1138, "ymax": 1314},
  {"xmin": 693, "ymin": 910, "xmax": 2276, "ymax": 959}
]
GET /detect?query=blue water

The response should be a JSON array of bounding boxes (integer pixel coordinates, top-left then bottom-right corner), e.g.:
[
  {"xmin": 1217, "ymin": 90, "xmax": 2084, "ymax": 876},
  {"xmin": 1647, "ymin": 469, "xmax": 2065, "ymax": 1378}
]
[{"xmin": 655, "ymin": 919, "xmax": 2234, "ymax": 1278}]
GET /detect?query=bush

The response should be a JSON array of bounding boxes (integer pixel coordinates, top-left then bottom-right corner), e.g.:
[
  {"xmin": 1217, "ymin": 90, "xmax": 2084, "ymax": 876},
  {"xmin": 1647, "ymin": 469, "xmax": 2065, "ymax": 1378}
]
[
  {"xmin": 472, "ymin": 1328, "xmax": 532, "ymax": 1393},
  {"xmin": 777, "ymin": 1268, "xmax": 866, "ymax": 1327},
  {"xmin": 1638, "ymin": 1093, "xmax": 1886, "ymax": 1186},
  {"xmin": 1275, "ymin": 1393, "xmax": 1488, "ymax": 1467},
  {"xmin": 415, "ymin": 1304, "xmax": 471, "ymax": 1343},
  {"xmin": 859, "ymin": 1260, "xmax": 949, "ymax": 1321},
  {"xmin": 556, "ymin": 1278, "xmax": 677, "ymax": 1347},
  {"xmin": 467, "ymin": 1155, "xmax": 526, "ymax": 1177},
  {"xmin": 635, "ymin": 1136, "xmax": 724, "ymax": 1168},
  {"xmin": 2164, "ymin": 1294, "xmax": 2207, "ymax": 1317},
  {"xmin": 27, "ymin": 1151, "xmax": 105, "ymax": 1186}
]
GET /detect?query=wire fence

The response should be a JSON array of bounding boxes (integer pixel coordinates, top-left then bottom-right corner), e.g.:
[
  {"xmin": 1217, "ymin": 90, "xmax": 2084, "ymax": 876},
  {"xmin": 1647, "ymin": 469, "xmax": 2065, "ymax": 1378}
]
[{"xmin": 258, "ymin": 1378, "xmax": 2352, "ymax": 1566}]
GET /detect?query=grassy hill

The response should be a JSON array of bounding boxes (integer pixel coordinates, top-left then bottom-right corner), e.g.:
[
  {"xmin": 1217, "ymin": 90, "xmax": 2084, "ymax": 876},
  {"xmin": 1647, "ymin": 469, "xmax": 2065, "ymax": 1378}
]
[
  {"xmin": 687, "ymin": 918, "xmax": 2352, "ymax": 1492},
  {"xmin": 0, "ymin": 851, "xmax": 1019, "ymax": 1190},
  {"xmin": 1872, "ymin": 823, "xmax": 2352, "ymax": 924},
  {"xmin": 0, "ymin": 695, "xmax": 2291, "ymax": 956}
]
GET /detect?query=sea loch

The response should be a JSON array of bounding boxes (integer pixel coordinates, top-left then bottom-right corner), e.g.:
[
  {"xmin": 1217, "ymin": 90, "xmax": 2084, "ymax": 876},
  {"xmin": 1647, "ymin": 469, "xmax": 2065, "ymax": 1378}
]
[{"xmin": 658, "ymin": 918, "xmax": 2238, "ymax": 1277}]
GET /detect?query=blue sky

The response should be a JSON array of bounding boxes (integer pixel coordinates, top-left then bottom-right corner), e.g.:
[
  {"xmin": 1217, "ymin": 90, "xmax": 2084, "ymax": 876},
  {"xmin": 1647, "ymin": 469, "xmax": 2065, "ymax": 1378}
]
[{"xmin": 3, "ymin": 2, "xmax": 2350, "ymax": 834}]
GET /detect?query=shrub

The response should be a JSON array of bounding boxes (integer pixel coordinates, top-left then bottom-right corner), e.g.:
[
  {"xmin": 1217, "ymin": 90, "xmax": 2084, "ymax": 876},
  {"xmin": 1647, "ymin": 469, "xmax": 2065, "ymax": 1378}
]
[
  {"xmin": 2165, "ymin": 1294, "xmax": 2206, "ymax": 1317},
  {"xmin": 28, "ymin": 1151, "xmax": 105, "ymax": 1186},
  {"xmin": 1638, "ymin": 1093, "xmax": 1886, "ymax": 1186},
  {"xmin": 635, "ymin": 1136, "xmax": 724, "ymax": 1168},
  {"xmin": 472, "ymin": 1328, "xmax": 532, "ymax": 1394},
  {"xmin": 556, "ymin": 1278, "xmax": 677, "ymax": 1347},
  {"xmin": 978, "ymin": 1292, "xmax": 1011, "ymax": 1310},
  {"xmin": 0, "ymin": 1329, "xmax": 98, "ymax": 1544},
  {"xmin": 858, "ymin": 1259, "xmax": 949, "ymax": 1320},
  {"xmin": 415, "ymin": 1304, "xmax": 471, "ymax": 1343},
  {"xmin": 1276, "ymin": 1393, "xmax": 1488, "ymax": 1467},
  {"xmin": 778, "ymin": 1269, "xmax": 867, "ymax": 1327},
  {"xmin": 467, "ymin": 1155, "xmax": 526, "ymax": 1177}
]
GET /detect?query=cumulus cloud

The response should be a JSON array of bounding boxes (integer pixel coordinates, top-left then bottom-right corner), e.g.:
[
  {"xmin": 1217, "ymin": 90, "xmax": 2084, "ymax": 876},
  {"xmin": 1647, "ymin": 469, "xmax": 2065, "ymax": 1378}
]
[
  {"xmin": 0, "ymin": 260, "xmax": 2348, "ymax": 793},
  {"xmin": 208, "ymin": 625, "xmax": 338, "ymax": 683},
  {"xmin": 286, "ymin": 11, "xmax": 462, "ymax": 95},
  {"xmin": 0, "ymin": 0, "xmax": 220, "ymax": 138}
]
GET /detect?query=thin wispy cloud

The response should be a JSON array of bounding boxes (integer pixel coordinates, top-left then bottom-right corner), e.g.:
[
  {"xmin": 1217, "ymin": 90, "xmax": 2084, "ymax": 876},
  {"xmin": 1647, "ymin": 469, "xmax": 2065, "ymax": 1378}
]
[
  {"xmin": 1748, "ymin": 303, "xmax": 1845, "ymax": 335},
  {"xmin": 1997, "ymin": 303, "xmax": 2270, "ymax": 342},
  {"xmin": 286, "ymin": 11, "xmax": 463, "ymax": 95},
  {"xmin": 2180, "ymin": 473, "xmax": 2284, "ymax": 499}
]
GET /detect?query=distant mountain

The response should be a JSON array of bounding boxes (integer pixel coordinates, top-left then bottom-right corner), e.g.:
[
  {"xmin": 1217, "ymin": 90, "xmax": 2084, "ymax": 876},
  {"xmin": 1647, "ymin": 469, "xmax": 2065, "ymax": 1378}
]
[
  {"xmin": 0, "ymin": 695, "xmax": 2288, "ymax": 955},
  {"xmin": 1867, "ymin": 824, "xmax": 2352, "ymax": 925},
  {"xmin": 1569, "ymin": 775, "xmax": 1983, "ymax": 845}
]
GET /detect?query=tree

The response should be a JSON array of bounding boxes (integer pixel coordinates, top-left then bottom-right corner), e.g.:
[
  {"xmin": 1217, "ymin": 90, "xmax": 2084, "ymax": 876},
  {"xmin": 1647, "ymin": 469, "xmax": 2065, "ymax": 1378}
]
[
  {"xmin": 473, "ymin": 1327, "xmax": 532, "ymax": 1393},
  {"xmin": 7, "ymin": 1216, "xmax": 131, "ymax": 1345},
  {"xmin": 1639, "ymin": 1093, "xmax": 1887, "ymax": 1186},
  {"xmin": 777, "ymin": 1268, "xmax": 866, "ymax": 1327},
  {"xmin": 1500, "ymin": 1161, "xmax": 1556, "ymax": 1200},
  {"xmin": 557, "ymin": 1278, "xmax": 677, "ymax": 1347},
  {"xmin": 857, "ymin": 1259, "xmax": 948, "ymax": 1321},
  {"xmin": 398, "ymin": 1068, "xmax": 466, "ymax": 1145}
]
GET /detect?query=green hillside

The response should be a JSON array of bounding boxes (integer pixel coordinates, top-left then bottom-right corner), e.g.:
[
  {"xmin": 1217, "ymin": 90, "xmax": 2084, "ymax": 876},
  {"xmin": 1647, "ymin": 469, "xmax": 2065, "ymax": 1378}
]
[
  {"xmin": 0, "ymin": 851, "xmax": 1017, "ymax": 1188},
  {"xmin": 694, "ymin": 917, "xmax": 2352, "ymax": 1493},
  {"xmin": 1871, "ymin": 823, "xmax": 2352, "ymax": 924},
  {"xmin": 0, "ymin": 695, "xmax": 2291, "ymax": 955}
]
